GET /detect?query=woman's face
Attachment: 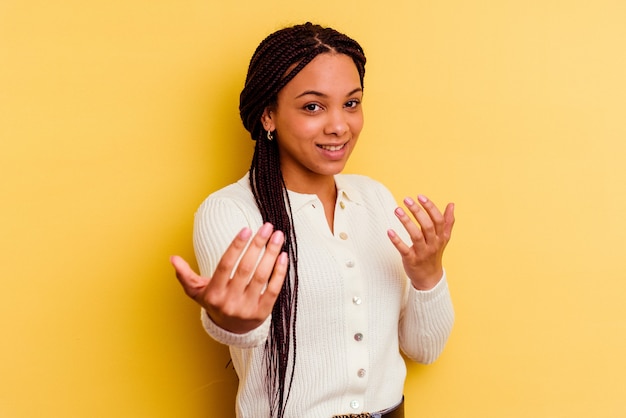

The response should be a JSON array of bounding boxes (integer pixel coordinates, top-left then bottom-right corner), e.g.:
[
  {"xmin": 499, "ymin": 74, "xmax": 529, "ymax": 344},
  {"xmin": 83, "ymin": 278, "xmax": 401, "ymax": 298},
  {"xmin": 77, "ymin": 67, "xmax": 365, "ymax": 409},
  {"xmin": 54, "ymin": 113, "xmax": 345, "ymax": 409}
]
[{"xmin": 263, "ymin": 53, "xmax": 364, "ymax": 188}]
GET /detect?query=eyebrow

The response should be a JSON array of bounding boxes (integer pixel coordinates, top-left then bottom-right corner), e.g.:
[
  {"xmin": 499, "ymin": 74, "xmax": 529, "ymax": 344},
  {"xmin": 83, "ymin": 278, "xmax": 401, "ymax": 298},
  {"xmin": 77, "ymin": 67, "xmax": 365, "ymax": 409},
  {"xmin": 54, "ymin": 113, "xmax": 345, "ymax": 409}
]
[{"xmin": 295, "ymin": 87, "xmax": 363, "ymax": 99}]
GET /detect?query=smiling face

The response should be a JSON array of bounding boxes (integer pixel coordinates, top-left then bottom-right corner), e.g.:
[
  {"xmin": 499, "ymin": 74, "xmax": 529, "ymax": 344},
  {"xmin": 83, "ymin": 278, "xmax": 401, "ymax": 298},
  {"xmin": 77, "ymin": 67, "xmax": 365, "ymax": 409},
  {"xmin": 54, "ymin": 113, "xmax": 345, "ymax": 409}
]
[{"xmin": 261, "ymin": 53, "xmax": 364, "ymax": 191}]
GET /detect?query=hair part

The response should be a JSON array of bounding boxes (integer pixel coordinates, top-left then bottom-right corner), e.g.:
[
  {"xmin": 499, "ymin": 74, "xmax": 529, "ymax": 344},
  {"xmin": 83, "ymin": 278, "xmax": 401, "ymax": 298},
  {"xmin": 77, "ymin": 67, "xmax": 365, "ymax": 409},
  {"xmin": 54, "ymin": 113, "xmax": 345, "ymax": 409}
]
[{"xmin": 238, "ymin": 22, "xmax": 366, "ymax": 418}]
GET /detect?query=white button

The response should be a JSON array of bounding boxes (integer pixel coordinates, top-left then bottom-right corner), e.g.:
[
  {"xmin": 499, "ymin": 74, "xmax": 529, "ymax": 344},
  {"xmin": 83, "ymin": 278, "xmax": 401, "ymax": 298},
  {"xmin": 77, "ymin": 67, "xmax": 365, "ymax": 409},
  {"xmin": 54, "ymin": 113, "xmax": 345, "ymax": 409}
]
[
  {"xmin": 346, "ymin": 260, "xmax": 355, "ymax": 268},
  {"xmin": 352, "ymin": 296, "xmax": 362, "ymax": 305},
  {"xmin": 339, "ymin": 232, "xmax": 348, "ymax": 240},
  {"xmin": 350, "ymin": 400, "xmax": 360, "ymax": 409},
  {"xmin": 357, "ymin": 368, "xmax": 366, "ymax": 378},
  {"xmin": 354, "ymin": 333, "xmax": 363, "ymax": 342}
]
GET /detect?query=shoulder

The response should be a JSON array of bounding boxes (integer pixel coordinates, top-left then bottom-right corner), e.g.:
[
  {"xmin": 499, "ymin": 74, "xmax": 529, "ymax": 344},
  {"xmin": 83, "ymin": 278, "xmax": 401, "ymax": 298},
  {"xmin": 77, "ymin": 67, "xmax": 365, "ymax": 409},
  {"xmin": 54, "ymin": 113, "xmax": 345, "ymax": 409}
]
[
  {"xmin": 335, "ymin": 173, "xmax": 394, "ymax": 200},
  {"xmin": 198, "ymin": 174, "xmax": 255, "ymax": 210},
  {"xmin": 335, "ymin": 174, "xmax": 399, "ymax": 215},
  {"xmin": 195, "ymin": 173, "xmax": 261, "ymax": 224}
]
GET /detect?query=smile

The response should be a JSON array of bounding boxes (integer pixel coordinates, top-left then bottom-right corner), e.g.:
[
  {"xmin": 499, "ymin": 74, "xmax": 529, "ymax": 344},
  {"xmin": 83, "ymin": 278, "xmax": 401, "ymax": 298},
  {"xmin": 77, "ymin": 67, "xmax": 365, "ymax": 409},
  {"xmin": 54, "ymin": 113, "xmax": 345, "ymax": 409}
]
[{"xmin": 317, "ymin": 143, "xmax": 346, "ymax": 151}]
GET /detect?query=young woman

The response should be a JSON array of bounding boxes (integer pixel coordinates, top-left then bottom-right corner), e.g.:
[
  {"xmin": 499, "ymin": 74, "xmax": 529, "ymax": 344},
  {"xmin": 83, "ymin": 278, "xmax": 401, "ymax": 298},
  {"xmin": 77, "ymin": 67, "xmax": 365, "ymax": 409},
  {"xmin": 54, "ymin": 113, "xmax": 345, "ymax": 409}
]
[{"xmin": 171, "ymin": 22, "xmax": 455, "ymax": 418}]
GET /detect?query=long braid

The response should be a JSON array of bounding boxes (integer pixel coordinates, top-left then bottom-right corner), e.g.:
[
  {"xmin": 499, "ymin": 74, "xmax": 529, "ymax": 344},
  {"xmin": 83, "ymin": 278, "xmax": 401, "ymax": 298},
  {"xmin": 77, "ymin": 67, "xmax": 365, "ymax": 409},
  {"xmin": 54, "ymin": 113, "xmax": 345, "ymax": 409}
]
[
  {"xmin": 250, "ymin": 133, "xmax": 299, "ymax": 418},
  {"xmin": 238, "ymin": 22, "xmax": 366, "ymax": 418}
]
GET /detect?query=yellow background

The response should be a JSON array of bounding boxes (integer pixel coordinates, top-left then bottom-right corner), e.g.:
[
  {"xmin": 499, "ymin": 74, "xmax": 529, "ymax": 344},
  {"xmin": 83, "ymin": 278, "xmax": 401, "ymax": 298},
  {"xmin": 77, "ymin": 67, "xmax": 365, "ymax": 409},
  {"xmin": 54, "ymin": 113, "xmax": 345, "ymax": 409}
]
[{"xmin": 2, "ymin": 0, "xmax": 625, "ymax": 417}]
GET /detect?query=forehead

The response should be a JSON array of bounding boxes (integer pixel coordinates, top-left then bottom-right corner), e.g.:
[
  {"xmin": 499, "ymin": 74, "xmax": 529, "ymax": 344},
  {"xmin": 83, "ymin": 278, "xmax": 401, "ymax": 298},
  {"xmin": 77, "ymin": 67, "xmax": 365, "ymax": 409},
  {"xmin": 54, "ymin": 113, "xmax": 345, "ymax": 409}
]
[{"xmin": 280, "ymin": 53, "xmax": 361, "ymax": 97}]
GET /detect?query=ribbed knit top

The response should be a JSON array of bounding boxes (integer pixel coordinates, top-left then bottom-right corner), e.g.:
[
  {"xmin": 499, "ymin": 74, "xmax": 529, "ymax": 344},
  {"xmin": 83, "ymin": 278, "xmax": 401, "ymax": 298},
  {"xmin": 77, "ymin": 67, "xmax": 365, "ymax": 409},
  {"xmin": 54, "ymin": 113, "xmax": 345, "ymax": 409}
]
[{"xmin": 193, "ymin": 173, "xmax": 454, "ymax": 418}]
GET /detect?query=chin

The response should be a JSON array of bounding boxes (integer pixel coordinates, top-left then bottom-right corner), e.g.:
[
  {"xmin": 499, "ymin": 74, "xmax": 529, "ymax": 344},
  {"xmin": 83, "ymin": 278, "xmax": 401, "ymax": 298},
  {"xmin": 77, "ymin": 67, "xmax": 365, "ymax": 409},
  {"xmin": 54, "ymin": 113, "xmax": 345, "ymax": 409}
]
[{"xmin": 320, "ymin": 162, "xmax": 348, "ymax": 176}]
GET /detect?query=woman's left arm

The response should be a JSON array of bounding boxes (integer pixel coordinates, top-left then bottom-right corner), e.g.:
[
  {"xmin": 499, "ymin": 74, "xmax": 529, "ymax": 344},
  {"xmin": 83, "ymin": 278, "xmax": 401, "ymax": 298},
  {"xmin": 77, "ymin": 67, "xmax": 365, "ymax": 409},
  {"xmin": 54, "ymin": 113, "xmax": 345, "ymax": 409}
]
[
  {"xmin": 397, "ymin": 272, "xmax": 454, "ymax": 363},
  {"xmin": 387, "ymin": 194, "xmax": 456, "ymax": 363}
]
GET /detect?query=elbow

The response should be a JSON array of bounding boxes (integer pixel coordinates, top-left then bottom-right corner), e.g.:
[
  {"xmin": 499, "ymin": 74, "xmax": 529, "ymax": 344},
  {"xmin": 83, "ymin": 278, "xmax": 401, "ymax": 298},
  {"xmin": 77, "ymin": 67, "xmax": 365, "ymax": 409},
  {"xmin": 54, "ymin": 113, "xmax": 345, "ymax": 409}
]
[{"xmin": 402, "ymin": 318, "xmax": 454, "ymax": 364}]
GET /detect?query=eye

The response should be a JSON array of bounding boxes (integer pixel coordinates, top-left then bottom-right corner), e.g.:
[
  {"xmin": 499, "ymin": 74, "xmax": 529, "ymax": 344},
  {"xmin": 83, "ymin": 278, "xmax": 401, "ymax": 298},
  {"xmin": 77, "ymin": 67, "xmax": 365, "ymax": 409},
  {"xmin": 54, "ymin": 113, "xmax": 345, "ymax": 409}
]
[
  {"xmin": 304, "ymin": 103, "xmax": 322, "ymax": 112},
  {"xmin": 345, "ymin": 99, "xmax": 361, "ymax": 109}
]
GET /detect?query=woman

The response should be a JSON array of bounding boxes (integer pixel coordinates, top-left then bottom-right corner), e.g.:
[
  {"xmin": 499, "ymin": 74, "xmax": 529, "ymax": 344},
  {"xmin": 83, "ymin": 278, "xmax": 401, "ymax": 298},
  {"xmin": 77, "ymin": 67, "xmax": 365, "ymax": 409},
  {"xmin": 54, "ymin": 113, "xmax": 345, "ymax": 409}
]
[{"xmin": 171, "ymin": 22, "xmax": 455, "ymax": 418}]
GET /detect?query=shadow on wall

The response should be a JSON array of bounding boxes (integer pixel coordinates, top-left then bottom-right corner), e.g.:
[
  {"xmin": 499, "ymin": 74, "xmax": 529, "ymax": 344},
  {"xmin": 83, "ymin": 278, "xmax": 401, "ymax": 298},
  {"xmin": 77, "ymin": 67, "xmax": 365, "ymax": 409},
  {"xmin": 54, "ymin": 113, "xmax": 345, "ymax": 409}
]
[{"xmin": 165, "ymin": 61, "xmax": 255, "ymax": 417}]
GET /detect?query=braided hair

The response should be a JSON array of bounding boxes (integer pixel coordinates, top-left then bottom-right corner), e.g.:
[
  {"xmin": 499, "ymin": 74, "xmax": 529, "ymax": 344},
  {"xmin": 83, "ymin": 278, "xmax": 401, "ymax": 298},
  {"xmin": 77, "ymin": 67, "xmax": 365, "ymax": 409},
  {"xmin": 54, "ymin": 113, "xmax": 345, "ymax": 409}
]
[{"xmin": 238, "ymin": 22, "xmax": 366, "ymax": 418}]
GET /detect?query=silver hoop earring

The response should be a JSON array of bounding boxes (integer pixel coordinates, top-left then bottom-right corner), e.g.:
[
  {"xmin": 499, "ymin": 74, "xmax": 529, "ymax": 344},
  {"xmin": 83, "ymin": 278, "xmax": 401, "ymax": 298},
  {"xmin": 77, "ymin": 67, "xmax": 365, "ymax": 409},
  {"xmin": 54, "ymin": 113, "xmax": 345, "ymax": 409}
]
[{"xmin": 267, "ymin": 130, "xmax": 274, "ymax": 141}]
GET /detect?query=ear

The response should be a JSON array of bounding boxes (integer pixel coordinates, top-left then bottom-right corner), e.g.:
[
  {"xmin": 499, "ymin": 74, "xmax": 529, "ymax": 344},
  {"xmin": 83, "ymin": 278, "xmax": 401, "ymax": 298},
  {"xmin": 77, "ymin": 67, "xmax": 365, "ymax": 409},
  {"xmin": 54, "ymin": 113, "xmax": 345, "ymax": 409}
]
[{"xmin": 260, "ymin": 108, "xmax": 275, "ymax": 132}]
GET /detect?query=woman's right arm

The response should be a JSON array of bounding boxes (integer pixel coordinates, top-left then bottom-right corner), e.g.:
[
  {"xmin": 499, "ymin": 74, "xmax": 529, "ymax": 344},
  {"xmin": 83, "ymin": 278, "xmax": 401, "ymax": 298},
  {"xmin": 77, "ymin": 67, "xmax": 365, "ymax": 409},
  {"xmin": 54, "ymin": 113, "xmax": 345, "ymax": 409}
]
[{"xmin": 170, "ymin": 198, "xmax": 288, "ymax": 343}]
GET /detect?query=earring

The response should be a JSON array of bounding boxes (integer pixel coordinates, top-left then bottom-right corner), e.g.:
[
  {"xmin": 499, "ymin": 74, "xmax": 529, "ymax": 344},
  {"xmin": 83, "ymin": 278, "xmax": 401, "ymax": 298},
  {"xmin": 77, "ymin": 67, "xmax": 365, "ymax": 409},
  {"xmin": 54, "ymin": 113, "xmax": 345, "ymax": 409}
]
[{"xmin": 267, "ymin": 130, "xmax": 274, "ymax": 141}]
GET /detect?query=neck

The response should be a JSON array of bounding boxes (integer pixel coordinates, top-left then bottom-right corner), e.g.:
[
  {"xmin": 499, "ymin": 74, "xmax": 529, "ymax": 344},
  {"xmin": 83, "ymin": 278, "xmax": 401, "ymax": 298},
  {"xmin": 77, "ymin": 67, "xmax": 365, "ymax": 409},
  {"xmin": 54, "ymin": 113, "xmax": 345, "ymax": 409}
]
[
  {"xmin": 282, "ymin": 169, "xmax": 337, "ymax": 197},
  {"xmin": 282, "ymin": 170, "xmax": 338, "ymax": 232}
]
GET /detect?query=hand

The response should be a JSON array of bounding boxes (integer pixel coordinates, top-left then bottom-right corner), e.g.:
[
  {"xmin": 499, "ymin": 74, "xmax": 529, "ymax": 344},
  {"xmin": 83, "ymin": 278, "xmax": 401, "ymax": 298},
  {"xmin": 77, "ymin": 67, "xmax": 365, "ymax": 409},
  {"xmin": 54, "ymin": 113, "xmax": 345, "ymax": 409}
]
[
  {"xmin": 170, "ymin": 222, "xmax": 288, "ymax": 334},
  {"xmin": 387, "ymin": 195, "xmax": 455, "ymax": 290}
]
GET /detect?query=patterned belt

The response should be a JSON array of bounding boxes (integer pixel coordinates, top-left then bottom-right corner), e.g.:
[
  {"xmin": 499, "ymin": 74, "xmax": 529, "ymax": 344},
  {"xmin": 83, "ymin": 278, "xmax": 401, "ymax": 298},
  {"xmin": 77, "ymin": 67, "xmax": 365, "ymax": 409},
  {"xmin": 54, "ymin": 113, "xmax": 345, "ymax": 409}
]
[{"xmin": 332, "ymin": 397, "xmax": 404, "ymax": 418}]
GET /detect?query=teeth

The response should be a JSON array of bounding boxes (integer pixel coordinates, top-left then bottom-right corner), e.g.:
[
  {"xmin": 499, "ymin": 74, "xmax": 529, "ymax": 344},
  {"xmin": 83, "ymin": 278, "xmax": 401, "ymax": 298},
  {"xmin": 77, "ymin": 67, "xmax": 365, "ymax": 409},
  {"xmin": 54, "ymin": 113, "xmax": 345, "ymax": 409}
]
[{"xmin": 319, "ymin": 144, "xmax": 344, "ymax": 151}]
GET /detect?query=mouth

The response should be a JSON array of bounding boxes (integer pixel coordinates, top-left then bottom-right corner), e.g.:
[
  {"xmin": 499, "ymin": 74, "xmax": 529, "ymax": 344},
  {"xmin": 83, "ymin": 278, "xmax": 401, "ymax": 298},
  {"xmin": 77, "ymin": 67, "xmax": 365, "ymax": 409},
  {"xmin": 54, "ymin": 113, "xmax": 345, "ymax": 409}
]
[{"xmin": 317, "ymin": 143, "xmax": 347, "ymax": 152}]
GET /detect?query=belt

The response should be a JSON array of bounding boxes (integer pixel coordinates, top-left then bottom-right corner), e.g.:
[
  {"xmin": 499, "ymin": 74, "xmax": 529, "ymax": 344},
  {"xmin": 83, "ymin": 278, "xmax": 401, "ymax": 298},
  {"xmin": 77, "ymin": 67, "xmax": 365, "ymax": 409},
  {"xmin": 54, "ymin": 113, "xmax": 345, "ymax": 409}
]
[{"xmin": 332, "ymin": 397, "xmax": 404, "ymax": 418}]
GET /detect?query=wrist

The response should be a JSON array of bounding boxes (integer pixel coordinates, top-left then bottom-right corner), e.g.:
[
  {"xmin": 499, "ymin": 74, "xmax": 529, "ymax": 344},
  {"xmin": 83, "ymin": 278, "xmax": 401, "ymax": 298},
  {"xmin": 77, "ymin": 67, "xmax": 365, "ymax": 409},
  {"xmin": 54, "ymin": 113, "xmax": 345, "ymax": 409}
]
[{"xmin": 410, "ymin": 269, "xmax": 444, "ymax": 291}]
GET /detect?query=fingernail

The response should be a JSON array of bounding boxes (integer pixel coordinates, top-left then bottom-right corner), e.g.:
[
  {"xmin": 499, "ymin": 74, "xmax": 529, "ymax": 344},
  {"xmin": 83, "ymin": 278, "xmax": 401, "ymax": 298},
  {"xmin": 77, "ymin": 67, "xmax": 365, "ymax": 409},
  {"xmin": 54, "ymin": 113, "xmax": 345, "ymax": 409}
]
[
  {"xmin": 404, "ymin": 197, "xmax": 415, "ymax": 206},
  {"xmin": 260, "ymin": 223, "xmax": 273, "ymax": 238},
  {"xmin": 395, "ymin": 207, "xmax": 406, "ymax": 216},
  {"xmin": 278, "ymin": 252, "xmax": 288, "ymax": 265},
  {"xmin": 271, "ymin": 230, "xmax": 284, "ymax": 244},
  {"xmin": 239, "ymin": 227, "xmax": 252, "ymax": 239},
  {"xmin": 418, "ymin": 195, "xmax": 428, "ymax": 203}
]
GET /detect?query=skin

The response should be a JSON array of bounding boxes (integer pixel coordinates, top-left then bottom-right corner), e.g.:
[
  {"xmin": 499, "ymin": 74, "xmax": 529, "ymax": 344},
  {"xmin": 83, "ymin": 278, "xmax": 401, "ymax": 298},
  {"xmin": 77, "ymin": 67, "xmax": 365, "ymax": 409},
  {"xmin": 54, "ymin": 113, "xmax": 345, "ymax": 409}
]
[
  {"xmin": 170, "ymin": 224, "xmax": 288, "ymax": 334},
  {"xmin": 262, "ymin": 52, "xmax": 364, "ymax": 229},
  {"xmin": 171, "ymin": 52, "xmax": 455, "ymax": 334}
]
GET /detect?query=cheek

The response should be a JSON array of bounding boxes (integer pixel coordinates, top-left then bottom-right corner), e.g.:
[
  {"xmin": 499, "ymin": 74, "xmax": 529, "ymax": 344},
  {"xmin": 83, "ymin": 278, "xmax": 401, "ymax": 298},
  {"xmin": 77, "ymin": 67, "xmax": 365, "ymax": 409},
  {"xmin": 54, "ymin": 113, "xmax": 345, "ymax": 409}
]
[
  {"xmin": 283, "ymin": 117, "xmax": 322, "ymax": 139},
  {"xmin": 350, "ymin": 114, "xmax": 364, "ymax": 136}
]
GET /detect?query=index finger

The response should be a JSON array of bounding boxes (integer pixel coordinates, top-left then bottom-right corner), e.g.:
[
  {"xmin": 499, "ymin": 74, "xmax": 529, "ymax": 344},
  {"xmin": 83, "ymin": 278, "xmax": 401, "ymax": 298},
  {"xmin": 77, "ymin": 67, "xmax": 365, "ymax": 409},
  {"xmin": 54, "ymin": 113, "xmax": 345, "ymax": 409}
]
[
  {"xmin": 209, "ymin": 226, "xmax": 254, "ymax": 289},
  {"xmin": 414, "ymin": 195, "xmax": 446, "ymax": 238},
  {"xmin": 228, "ymin": 222, "xmax": 278, "ymax": 293}
]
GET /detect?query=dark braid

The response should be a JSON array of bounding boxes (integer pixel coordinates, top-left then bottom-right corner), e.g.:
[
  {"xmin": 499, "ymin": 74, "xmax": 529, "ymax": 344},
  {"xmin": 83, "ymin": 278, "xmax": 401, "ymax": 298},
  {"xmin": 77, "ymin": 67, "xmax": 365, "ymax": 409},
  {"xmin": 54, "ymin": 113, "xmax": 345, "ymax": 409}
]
[{"xmin": 238, "ymin": 22, "xmax": 366, "ymax": 418}]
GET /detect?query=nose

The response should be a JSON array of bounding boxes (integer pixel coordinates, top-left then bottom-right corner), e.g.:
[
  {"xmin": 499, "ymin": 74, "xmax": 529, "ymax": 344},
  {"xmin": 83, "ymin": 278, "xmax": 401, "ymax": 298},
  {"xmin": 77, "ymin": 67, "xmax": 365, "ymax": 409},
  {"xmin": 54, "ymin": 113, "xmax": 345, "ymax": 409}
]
[{"xmin": 324, "ymin": 108, "xmax": 348, "ymax": 136}]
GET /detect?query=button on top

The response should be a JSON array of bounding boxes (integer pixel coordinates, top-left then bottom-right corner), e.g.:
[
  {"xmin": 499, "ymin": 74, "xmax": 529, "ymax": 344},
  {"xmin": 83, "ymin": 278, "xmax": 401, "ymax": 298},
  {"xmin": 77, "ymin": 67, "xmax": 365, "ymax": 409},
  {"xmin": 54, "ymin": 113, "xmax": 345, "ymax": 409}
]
[
  {"xmin": 357, "ymin": 368, "xmax": 366, "ymax": 378},
  {"xmin": 352, "ymin": 296, "xmax": 362, "ymax": 305},
  {"xmin": 354, "ymin": 333, "xmax": 363, "ymax": 342},
  {"xmin": 350, "ymin": 400, "xmax": 360, "ymax": 409},
  {"xmin": 346, "ymin": 260, "xmax": 355, "ymax": 268},
  {"xmin": 339, "ymin": 232, "xmax": 348, "ymax": 240}
]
